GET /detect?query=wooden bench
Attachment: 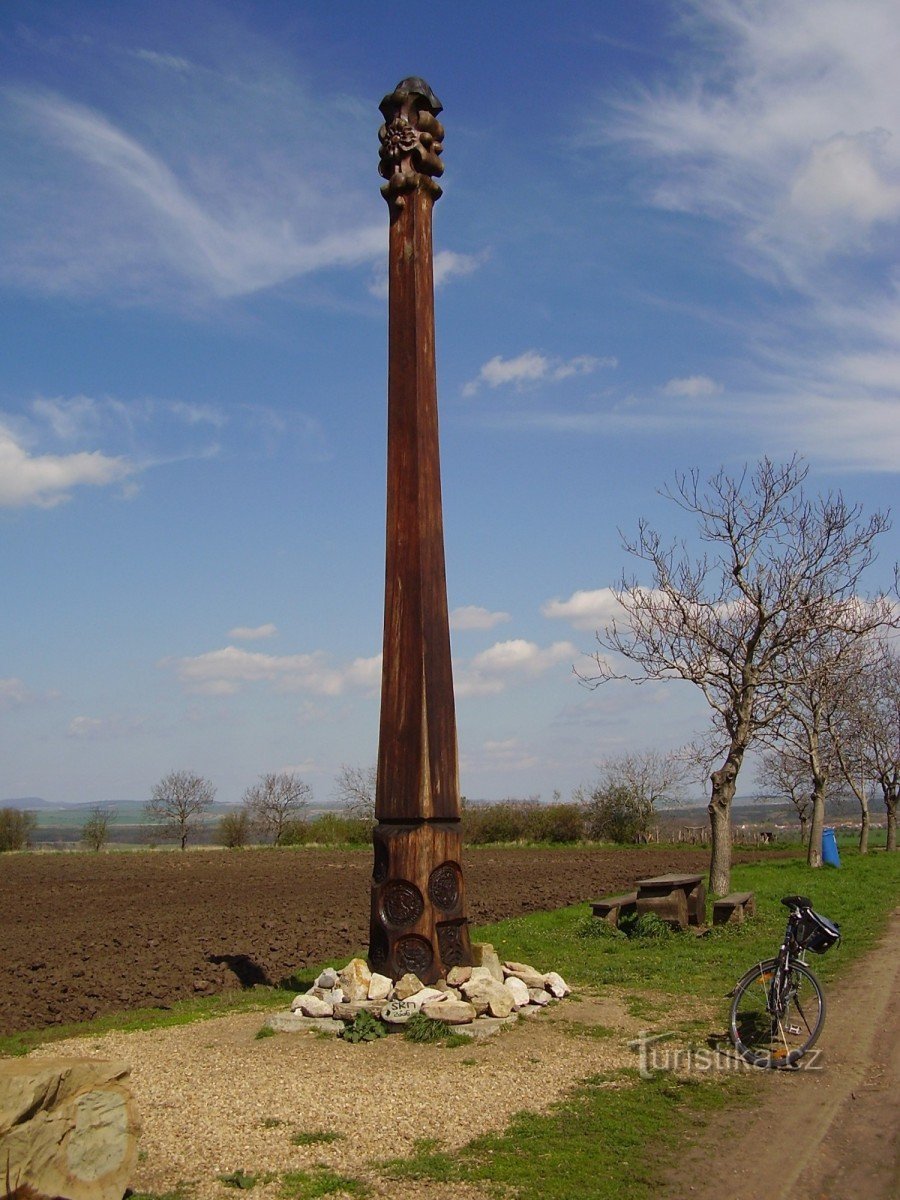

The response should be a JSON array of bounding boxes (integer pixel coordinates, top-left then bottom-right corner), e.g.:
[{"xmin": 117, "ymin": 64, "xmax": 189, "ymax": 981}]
[
  {"xmin": 591, "ymin": 891, "xmax": 638, "ymax": 925},
  {"xmin": 712, "ymin": 891, "xmax": 756, "ymax": 925}
]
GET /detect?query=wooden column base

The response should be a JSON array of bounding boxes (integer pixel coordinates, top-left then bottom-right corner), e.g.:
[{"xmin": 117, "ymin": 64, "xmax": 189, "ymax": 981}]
[{"xmin": 369, "ymin": 820, "xmax": 472, "ymax": 984}]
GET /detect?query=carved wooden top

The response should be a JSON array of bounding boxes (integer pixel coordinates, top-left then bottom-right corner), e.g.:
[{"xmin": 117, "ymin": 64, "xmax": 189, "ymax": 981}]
[{"xmin": 378, "ymin": 76, "xmax": 445, "ymax": 207}]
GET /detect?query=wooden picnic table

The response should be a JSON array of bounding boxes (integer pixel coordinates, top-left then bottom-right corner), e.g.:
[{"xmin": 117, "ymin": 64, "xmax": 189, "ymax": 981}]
[{"xmin": 635, "ymin": 872, "xmax": 706, "ymax": 928}]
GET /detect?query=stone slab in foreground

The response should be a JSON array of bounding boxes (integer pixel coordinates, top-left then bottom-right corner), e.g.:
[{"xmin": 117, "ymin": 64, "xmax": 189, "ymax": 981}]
[{"xmin": 0, "ymin": 1058, "xmax": 139, "ymax": 1200}]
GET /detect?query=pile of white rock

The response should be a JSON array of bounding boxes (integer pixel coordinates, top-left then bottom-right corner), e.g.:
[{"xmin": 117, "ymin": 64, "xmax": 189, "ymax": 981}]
[{"xmin": 267, "ymin": 943, "xmax": 570, "ymax": 1038}]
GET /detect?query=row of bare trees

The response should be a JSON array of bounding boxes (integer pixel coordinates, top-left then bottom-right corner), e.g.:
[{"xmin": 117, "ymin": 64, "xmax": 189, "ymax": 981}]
[
  {"xmin": 585, "ymin": 456, "xmax": 898, "ymax": 893},
  {"xmin": 144, "ymin": 765, "xmax": 377, "ymax": 849}
]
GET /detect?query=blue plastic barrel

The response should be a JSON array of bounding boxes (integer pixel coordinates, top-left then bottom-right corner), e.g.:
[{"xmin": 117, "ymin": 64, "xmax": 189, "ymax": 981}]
[{"xmin": 822, "ymin": 827, "xmax": 841, "ymax": 867}]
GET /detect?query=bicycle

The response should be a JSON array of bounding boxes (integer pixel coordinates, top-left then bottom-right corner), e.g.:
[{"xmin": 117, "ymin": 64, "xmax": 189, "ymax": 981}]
[{"xmin": 729, "ymin": 894, "xmax": 841, "ymax": 1069}]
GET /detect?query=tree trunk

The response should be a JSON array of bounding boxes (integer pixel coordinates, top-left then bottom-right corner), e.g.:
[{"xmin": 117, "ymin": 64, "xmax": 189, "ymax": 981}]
[
  {"xmin": 708, "ymin": 759, "xmax": 739, "ymax": 894},
  {"xmin": 886, "ymin": 793, "xmax": 897, "ymax": 851},
  {"xmin": 807, "ymin": 783, "xmax": 826, "ymax": 868},
  {"xmin": 858, "ymin": 802, "xmax": 869, "ymax": 854},
  {"xmin": 799, "ymin": 815, "xmax": 809, "ymax": 845}
]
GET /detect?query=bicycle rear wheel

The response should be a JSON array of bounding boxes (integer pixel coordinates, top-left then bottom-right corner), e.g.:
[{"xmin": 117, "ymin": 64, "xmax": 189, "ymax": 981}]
[{"xmin": 730, "ymin": 960, "xmax": 825, "ymax": 1068}]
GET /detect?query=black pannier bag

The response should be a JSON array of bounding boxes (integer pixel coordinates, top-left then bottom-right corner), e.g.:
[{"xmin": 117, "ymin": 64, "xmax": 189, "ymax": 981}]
[{"xmin": 796, "ymin": 909, "xmax": 841, "ymax": 954}]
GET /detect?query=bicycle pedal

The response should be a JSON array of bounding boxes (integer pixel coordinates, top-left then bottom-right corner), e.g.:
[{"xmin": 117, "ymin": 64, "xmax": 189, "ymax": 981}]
[{"xmin": 786, "ymin": 1024, "xmax": 802, "ymax": 1035}]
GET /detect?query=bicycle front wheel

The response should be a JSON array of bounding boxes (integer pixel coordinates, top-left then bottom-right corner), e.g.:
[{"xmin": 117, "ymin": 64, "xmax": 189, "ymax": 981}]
[{"xmin": 730, "ymin": 960, "xmax": 825, "ymax": 1068}]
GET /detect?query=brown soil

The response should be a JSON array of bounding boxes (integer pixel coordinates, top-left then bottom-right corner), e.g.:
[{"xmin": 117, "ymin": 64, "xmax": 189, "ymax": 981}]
[
  {"xmin": 0, "ymin": 845, "xmax": 783, "ymax": 1036},
  {"xmin": 661, "ymin": 906, "xmax": 900, "ymax": 1200}
]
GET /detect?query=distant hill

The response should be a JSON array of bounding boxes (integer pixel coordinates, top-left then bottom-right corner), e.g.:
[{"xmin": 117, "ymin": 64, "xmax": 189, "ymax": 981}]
[{"xmin": 1, "ymin": 797, "xmax": 70, "ymax": 811}]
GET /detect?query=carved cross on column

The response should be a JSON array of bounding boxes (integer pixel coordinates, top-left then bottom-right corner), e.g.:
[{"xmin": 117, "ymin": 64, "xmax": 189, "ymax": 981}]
[{"xmin": 368, "ymin": 78, "xmax": 473, "ymax": 984}]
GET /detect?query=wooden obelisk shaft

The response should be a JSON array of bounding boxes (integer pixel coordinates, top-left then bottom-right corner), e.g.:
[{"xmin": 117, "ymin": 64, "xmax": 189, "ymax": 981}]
[{"xmin": 369, "ymin": 78, "xmax": 472, "ymax": 984}]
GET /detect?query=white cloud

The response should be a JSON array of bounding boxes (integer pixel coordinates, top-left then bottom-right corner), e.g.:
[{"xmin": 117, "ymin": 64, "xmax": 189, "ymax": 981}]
[
  {"xmin": 228, "ymin": 623, "xmax": 278, "ymax": 641},
  {"xmin": 463, "ymin": 351, "xmax": 615, "ymax": 397},
  {"xmin": 164, "ymin": 645, "xmax": 382, "ymax": 697},
  {"xmin": 601, "ymin": 0, "xmax": 900, "ymax": 280},
  {"xmin": 0, "ymin": 422, "xmax": 132, "ymax": 508},
  {"xmin": 433, "ymin": 249, "xmax": 486, "ymax": 288},
  {"xmin": 456, "ymin": 638, "xmax": 577, "ymax": 698},
  {"xmin": 588, "ymin": 0, "xmax": 900, "ymax": 472},
  {"xmin": 662, "ymin": 375, "xmax": 722, "ymax": 398},
  {"xmin": 450, "ymin": 605, "xmax": 511, "ymax": 632},
  {"xmin": 541, "ymin": 588, "xmax": 625, "ymax": 632}
]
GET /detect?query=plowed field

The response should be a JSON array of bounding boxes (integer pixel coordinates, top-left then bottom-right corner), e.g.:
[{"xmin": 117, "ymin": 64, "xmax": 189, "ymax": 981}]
[{"xmin": 0, "ymin": 846, "xmax": 782, "ymax": 1036}]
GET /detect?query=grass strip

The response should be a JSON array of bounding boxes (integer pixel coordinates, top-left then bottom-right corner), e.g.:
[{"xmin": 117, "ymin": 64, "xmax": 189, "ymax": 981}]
[
  {"xmin": 0, "ymin": 983, "xmax": 303, "ymax": 1057},
  {"xmin": 379, "ymin": 1068, "xmax": 756, "ymax": 1200}
]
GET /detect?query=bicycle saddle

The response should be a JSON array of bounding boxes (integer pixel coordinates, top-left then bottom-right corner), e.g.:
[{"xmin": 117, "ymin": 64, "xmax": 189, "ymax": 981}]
[{"xmin": 781, "ymin": 894, "xmax": 812, "ymax": 910}]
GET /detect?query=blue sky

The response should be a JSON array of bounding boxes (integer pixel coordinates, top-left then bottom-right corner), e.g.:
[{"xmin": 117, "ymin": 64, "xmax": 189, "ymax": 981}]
[{"xmin": 3, "ymin": 0, "xmax": 899, "ymax": 807}]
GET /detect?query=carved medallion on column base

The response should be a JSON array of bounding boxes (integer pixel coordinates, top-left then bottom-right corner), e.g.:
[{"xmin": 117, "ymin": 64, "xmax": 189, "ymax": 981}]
[{"xmin": 369, "ymin": 820, "xmax": 472, "ymax": 984}]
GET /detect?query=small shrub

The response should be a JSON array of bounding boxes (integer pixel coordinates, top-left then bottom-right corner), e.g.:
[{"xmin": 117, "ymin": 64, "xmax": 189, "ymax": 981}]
[
  {"xmin": 255, "ymin": 1025, "xmax": 276, "ymax": 1040},
  {"xmin": 402, "ymin": 1013, "xmax": 470, "ymax": 1047},
  {"xmin": 219, "ymin": 809, "xmax": 251, "ymax": 848},
  {"xmin": 618, "ymin": 911, "xmax": 672, "ymax": 940},
  {"xmin": 574, "ymin": 915, "xmax": 625, "ymax": 940},
  {"xmin": 338, "ymin": 1011, "xmax": 387, "ymax": 1043},
  {"xmin": 219, "ymin": 1170, "xmax": 266, "ymax": 1190},
  {"xmin": 0, "ymin": 808, "xmax": 37, "ymax": 852},
  {"xmin": 403, "ymin": 1013, "xmax": 449, "ymax": 1043}
]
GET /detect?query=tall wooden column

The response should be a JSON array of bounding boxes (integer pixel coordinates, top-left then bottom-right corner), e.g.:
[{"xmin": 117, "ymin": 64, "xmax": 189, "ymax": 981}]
[{"xmin": 368, "ymin": 78, "xmax": 473, "ymax": 984}]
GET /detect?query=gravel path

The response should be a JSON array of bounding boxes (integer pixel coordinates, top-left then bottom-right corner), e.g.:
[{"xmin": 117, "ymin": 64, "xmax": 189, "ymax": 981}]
[{"xmin": 30, "ymin": 991, "xmax": 651, "ymax": 1200}]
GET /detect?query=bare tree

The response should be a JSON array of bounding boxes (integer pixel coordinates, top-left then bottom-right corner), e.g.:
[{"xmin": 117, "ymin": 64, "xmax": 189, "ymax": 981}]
[
  {"xmin": 81, "ymin": 804, "xmax": 117, "ymax": 852},
  {"xmin": 334, "ymin": 764, "xmax": 377, "ymax": 825},
  {"xmin": 758, "ymin": 746, "xmax": 814, "ymax": 844},
  {"xmin": 242, "ymin": 772, "xmax": 311, "ymax": 845},
  {"xmin": 597, "ymin": 748, "xmax": 687, "ymax": 840},
  {"xmin": 823, "ymin": 638, "xmax": 879, "ymax": 854},
  {"xmin": 583, "ymin": 456, "xmax": 892, "ymax": 893},
  {"xmin": 769, "ymin": 612, "xmax": 891, "ymax": 866},
  {"xmin": 862, "ymin": 641, "xmax": 900, "ymax": 851},
  {"xmin": 146, "ymin": 770, "xmax": 216, "ymax": 850}
]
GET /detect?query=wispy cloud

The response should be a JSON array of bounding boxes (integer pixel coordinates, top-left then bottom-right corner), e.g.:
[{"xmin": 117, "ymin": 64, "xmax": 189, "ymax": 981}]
[
  {"xmin": 1, "ymin": 79, "xmax": 385, "ymax": 304},
  {"xmin": 450, "ymin": 605, "xmax": 511, "ymax": 632},
  {"xmin": 0, "ymin": 678, "xmax": 30, "ymax": 709},
  {"xmin": 463, "ymin": 351, "xmax": 616, "ymax": 397},
  {"xmin": 662, "ymin": 375, "xmax": 722, "ymax": 398}
]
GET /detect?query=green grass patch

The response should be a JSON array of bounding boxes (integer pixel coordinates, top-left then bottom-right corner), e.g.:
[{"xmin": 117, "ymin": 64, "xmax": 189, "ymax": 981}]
[
  {"xmin": 290, "ymin": 1131, "xmax": 344, "ymax": 1147},
  {"xmin": 471, "ymin": 846, "xmax": 900, "ymax": 1000},
  {"xmin": 128, "ymin": 1186, "xmax": 194, "ymax": 1200},
  {"xmin": 280, "ymin": 1168, "xmax": 368, "ymax": 1198},
  {"xmin": 379, "ymin": 1068, "xmax": 756, "ymax": 1200},
  {"xmin": 219, "ymin": 1169, "xmax": 275, "ymax": 1190}
]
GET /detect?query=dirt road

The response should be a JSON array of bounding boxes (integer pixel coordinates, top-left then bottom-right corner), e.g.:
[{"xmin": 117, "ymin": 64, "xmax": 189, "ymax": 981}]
[{"xmin": 663, "ymin": 907, "xmax": 900, "ymax": 1200}]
